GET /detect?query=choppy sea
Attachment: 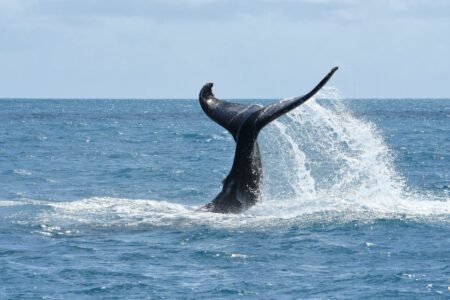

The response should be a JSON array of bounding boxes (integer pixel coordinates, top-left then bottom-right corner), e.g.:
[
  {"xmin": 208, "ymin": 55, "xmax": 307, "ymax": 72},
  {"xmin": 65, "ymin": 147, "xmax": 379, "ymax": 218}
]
[{"xmin": 0, "ymin": 92, "xmax": 449, "ymax": 299}]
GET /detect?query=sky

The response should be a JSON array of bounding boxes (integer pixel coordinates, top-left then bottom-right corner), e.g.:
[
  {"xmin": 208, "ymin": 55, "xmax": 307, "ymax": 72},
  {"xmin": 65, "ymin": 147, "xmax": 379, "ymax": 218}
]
[{"xmin": 1, "ymin": 0, "xmax": 450, "ymax": 99}]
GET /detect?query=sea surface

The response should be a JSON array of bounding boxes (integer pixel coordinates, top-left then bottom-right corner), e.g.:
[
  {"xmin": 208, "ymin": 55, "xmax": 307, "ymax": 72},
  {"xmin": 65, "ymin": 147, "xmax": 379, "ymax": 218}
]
[{"xmin": 0, "ymin": 94, "xmax": 449, "ymax": 299}]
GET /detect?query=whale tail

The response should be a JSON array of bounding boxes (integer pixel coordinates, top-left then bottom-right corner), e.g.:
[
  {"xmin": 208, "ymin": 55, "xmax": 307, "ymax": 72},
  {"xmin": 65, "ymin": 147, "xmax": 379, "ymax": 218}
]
[
  {"xmin": 199, "ymin": 67, "xmax": 338, "ymax": 136},
  {"xmin": 199, "ymin": 67, "xmax": 338, "ymax": 213}
]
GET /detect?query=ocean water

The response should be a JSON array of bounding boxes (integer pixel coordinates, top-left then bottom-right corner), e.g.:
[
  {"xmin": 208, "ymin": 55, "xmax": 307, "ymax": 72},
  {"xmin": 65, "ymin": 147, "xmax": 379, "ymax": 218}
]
[{"xmin": 0, "ymin": 94, "xmax": 449, "ymax": 299}]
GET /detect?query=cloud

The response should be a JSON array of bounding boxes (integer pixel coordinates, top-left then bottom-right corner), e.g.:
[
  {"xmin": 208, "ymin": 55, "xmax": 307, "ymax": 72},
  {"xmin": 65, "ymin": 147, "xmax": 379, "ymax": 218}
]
[
  {"xmin": 2, "ymin": 0, "xmax": 450, "ymax": 26},
  {"xmin": 0, "ymin": 0, "xmax": 449, "ymax": 98}
]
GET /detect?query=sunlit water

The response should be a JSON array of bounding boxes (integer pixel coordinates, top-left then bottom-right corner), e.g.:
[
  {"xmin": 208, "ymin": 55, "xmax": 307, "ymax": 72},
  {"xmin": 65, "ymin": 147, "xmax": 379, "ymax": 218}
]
[{"xmin": 0, "ymin": 95, "xmax": 449, "ymax": 299}]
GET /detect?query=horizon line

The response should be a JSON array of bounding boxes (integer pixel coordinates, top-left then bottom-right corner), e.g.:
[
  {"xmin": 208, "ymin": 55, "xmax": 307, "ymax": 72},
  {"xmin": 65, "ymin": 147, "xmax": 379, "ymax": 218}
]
[{"xmin": 1, "ymin": 97, "xmax": 450, "ymax": 101}]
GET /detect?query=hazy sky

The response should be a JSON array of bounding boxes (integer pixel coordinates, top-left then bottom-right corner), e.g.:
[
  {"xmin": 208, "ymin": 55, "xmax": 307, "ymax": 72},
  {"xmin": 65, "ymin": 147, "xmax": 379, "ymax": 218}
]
[{"xmin": 1, "ymin": 0, "xmax": 449, "ymax": 98}]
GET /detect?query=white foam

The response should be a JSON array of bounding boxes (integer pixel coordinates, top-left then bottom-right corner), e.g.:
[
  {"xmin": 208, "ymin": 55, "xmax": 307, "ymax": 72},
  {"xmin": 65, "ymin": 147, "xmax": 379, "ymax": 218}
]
[
  {"xmin": 13, "ymin": 169, "xmax": 32, "ymax": 176},
  {"xmin": 29, "ymin": 193, "xmax": 449, "ymax": 233},
  {"xmin": 0, "ymin": 200, "xmax": 24, "ymax": 207}
]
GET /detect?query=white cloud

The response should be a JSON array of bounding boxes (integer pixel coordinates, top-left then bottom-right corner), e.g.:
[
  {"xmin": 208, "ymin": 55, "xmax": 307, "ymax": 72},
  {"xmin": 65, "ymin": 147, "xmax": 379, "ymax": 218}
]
[
  {"xmin": 1, "ymin": 0, "xmax": 449, "ymax": 25},
  {"xmin": 0, "ymin": 0, "xmax": 449, "ymax": 98}
]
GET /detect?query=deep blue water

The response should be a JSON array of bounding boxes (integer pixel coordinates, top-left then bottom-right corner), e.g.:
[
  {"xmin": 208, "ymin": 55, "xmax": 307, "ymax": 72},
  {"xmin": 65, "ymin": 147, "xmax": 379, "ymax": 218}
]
[{"xmin": 0, "ymin": 98, "xmax": 449, "ymax": 299}]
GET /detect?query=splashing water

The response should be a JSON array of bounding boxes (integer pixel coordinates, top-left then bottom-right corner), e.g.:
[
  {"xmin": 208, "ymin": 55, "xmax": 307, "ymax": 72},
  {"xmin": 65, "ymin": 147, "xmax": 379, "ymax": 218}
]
[{"xmin": 257, "ymin": 88, "xmax": 449, "ymax": 220}]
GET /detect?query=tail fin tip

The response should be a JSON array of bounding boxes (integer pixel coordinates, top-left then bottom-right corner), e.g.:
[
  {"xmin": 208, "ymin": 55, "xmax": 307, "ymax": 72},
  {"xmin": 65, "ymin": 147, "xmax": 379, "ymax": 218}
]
[{"xmin": 200, "ymin": 82, "xmax": 214, "ymax": 99}]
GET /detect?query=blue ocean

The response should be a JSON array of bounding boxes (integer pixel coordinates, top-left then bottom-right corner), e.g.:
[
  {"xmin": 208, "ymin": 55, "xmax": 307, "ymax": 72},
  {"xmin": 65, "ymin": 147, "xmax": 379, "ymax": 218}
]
[{"xmin": 0, "ymin": 94, "xmax": 449, "ymax": 299}]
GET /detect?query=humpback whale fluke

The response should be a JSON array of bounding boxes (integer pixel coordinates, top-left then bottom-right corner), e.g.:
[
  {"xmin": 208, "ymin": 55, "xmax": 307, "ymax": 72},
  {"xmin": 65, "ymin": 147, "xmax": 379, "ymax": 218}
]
[{"xmin": 199, "ymin": 67, "xmax": 339, "ymax": 213}]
